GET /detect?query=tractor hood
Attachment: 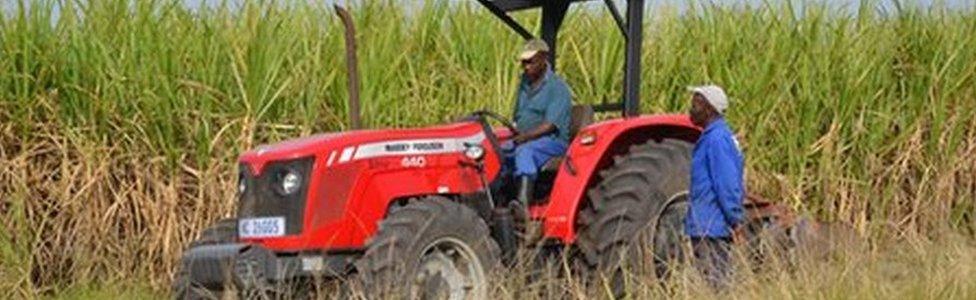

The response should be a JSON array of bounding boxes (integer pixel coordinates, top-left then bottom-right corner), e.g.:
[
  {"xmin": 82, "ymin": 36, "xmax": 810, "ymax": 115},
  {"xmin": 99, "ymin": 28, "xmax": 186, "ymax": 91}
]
[
  {"xmin": 238, "ymin": 122, "xmax": 487, "ymax": 175},
  {"xmin": 238, "ymin": 132, "xmax": 345, "ymax": 175}
]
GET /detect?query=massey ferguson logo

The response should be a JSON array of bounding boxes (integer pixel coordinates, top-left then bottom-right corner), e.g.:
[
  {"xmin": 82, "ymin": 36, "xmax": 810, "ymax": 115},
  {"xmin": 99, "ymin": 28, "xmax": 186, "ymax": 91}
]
[
  {"xmin": 411, "ymin": 142, "xmax": 444, "ymax": 151},
  {"xmin": 347, "ymin": 132, "xmax": 486, "ymax": 164},
  {"xmin": 383, "ymin": 142, "xmax": 444, "ymax": 153},
  {"xmin": 384, "ymin": 143, "xmax": 408, "ymax": 152}
]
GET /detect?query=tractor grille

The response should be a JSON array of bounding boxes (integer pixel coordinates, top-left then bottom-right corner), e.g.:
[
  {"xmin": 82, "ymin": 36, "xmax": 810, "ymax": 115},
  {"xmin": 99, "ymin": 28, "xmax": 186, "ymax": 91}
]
[{"xmin": 237, "ymin": 157, "xmax": 314, "ymax": 236}]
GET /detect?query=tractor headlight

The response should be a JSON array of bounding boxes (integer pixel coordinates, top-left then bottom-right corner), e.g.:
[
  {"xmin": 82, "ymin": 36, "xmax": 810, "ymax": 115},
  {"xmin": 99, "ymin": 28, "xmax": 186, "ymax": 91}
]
[
  {"xmin": 464, "ymin": 144, "xmax": 485, "ymax": 161},
  {"xmin": 280, "ymin": 171, "xmax": 302, "ymax": 195}
]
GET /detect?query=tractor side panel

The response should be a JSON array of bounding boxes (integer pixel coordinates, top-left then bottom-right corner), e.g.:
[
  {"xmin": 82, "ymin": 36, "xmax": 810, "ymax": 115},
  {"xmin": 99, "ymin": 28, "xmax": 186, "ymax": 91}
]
[
  {"xmin": 341, "ymin": 149, "xmax": 499, "ymax": 248},
  {"xmin": 539, "ymin": 114, "xmax": 700, "ymax": 243}
]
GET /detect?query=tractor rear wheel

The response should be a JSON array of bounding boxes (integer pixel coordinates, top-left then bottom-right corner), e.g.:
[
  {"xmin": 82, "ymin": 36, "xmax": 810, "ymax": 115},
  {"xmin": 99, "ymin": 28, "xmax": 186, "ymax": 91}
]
[
  {"xmin": 575, "ymin": 138, "xmax": 693, "ymax": 297},
  {"xmin": 357, "ymin": 196, "xmax": 501, "ymax": 299},
  {"xmin": 172, "ymin": 218, "xmax": 238, "ymax": 300}
]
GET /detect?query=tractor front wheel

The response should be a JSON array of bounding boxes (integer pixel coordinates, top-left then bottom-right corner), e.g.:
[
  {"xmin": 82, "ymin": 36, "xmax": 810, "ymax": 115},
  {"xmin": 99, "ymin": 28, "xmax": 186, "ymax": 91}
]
[{"xmin": 357, "ymin": 196, "xmax": 501, "ymax": 299}]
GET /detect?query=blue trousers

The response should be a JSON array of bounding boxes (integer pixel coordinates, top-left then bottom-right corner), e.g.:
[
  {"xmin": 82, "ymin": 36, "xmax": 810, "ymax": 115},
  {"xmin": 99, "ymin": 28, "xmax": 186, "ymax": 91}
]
[{"xmin": 503, "ymin": 136, "xmax": 568, "ymax": 179}]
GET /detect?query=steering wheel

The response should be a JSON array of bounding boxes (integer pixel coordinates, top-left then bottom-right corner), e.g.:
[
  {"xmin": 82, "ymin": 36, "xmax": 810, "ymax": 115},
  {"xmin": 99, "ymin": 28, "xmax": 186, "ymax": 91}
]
[{"xmin": 468, "ymin": 110, "xmax": 519, "ymax": 136}]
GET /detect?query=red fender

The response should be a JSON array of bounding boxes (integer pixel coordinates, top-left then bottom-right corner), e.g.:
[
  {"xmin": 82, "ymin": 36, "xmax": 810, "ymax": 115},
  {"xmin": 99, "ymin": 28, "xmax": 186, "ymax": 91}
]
[{"xmin": 535, "ymin": 114, "xmax": 701, "ymax": 244}]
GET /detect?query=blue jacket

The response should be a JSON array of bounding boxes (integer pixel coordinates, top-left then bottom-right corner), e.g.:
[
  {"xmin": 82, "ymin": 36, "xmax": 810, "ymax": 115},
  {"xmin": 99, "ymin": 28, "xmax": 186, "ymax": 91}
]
[{"xmin": 685, "ymin": 118, "xmax": 745, "ymax": 238}]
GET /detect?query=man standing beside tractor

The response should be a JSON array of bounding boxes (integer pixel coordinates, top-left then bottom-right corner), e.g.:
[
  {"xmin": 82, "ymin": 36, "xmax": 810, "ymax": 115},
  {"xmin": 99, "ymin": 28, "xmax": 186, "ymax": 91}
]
[
  {"xmin": 507, "ymin": 39, "xmax": 573, "ymax": 206},
  {"xmin": 686, "ymin": 85, "xmax": 746, "ymax": 289}
]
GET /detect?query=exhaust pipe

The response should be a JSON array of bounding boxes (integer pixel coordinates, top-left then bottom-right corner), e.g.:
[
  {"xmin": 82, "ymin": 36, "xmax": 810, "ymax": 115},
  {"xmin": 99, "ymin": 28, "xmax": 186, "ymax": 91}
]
[{"xmin": 334, "ymin": 5, "xmax": 362, "ymax": 130}]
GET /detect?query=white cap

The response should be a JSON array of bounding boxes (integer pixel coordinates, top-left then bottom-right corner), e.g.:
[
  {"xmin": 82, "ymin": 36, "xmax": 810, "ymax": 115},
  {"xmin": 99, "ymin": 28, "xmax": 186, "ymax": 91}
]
[
  {"xmin": 688, "ymin": 85, "xmax": 729, "ymax": 114},
  {"xmin": 518, "ymin": 39, "xmax": 550, "ymax": 61}
]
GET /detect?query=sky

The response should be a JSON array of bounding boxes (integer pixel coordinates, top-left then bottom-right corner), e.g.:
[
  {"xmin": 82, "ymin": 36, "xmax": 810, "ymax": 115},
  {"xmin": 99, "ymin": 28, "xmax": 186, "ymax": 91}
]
[
  {"xmin": 179, "ymin": 0, "xmax": 975, "ymax": 13},
  {"xmin": 186, "ymin": 0, "xmax": 975, "ymax": 11},
  {"xmin": 3, "ymin": 0, "xmax": 974, "ymax": 21}
]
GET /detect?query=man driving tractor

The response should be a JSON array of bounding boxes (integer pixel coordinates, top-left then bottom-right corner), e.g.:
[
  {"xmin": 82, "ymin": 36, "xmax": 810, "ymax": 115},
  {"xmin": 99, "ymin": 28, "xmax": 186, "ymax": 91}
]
[{"xmin": 507, "ymin": 38, "xmax": 573, "ymax": 206}]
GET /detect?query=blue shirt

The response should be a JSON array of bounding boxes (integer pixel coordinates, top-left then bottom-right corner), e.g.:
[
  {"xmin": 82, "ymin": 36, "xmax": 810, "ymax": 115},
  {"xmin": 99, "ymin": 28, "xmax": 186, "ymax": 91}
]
[
  {"xmin": 685, "ymin": 118, "xmax": 745, "ymax": 238},
  {"xmin": 513, "ymin": 68, "xmax": 572, "ymax": 143}
]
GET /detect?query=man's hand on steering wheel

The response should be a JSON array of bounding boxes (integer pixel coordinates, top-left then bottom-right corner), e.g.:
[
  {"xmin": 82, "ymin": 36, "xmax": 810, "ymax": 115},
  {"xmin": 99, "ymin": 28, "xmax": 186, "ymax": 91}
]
[
  {"xmin": 469, "ymin": 110, "xmax": 519, "ymax": 136},
  {"xmin": 512, "ymin": 134, "xmax": 530, "ymax": 145}
]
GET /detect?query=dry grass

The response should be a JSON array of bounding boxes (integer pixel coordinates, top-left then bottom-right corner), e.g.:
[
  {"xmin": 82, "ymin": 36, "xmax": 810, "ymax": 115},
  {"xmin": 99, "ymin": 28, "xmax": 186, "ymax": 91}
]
[{"xmin": 24, "ymin": 235, "xmax": 976, "ymax": 299}]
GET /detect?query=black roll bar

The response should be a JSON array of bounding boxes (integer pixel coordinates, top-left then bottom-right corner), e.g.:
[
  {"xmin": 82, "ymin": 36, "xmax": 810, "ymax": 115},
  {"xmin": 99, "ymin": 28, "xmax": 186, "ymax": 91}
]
[{"xmin": 476, "ymin": 0, "xmax": 644, "ymax": 118}]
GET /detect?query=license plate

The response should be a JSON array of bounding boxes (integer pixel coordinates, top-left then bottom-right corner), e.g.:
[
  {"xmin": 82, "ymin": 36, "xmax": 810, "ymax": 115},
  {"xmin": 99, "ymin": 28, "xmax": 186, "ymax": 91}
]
[{"xmin": 239, "ymin": 217, "xmax": 286, "ymax": 238}]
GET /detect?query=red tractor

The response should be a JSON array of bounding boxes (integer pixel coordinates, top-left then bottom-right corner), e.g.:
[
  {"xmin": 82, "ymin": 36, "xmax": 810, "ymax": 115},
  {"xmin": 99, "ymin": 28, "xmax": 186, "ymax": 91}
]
[{"xmin": 174, "ymin": 1, "xmax": 801, "ymax": 298}]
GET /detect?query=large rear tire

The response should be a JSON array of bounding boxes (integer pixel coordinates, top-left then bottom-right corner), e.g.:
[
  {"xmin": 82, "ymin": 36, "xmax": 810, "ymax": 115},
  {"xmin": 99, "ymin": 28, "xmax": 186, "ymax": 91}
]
[
  {"xmin": 172, "ymin": 218, "xmax": 237, "ymax": 300},
  {"xmin": 575, "ymin": 138, "xmax": 692, "ymax": 297},
  {"xmin": 357, "ymin": 196, "xmax": 501, "ymax": 299}
]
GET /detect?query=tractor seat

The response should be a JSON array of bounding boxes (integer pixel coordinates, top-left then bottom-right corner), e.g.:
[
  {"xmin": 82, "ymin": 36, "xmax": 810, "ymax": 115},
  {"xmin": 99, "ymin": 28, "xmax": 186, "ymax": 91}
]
[{"xmin": 540, "ymin": 105, "xmax": 594, "ymax": 172}]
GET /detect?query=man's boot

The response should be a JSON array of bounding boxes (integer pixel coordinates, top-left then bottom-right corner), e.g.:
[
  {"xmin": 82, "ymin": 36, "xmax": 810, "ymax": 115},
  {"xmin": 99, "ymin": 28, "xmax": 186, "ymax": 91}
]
[{"xmin": 516, "ymin": 176, "xmax": 542, "ymax": 242}]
